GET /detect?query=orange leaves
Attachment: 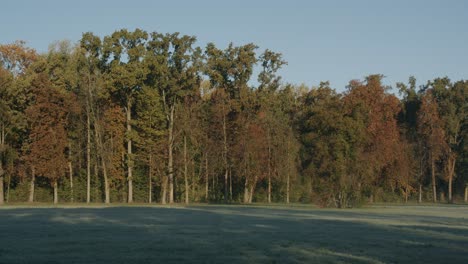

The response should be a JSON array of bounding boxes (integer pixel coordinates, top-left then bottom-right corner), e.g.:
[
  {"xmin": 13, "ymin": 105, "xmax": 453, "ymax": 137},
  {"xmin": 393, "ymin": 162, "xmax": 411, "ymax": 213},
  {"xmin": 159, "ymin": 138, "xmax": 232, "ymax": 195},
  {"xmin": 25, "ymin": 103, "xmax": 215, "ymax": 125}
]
[
  {"xmin": 343, "ymin": 75, "xmax": 403, "ymax": 185},
  {"xmin": 25, "ymin": 73, "xmax": 70, "ymax": 182},
  {"xmin": 417, "ymin": 92, "xmax": 448, "ymax": 158},
  {"xmin": 0, "ymin": 41, "xmax": 37, "ymax": 76}
]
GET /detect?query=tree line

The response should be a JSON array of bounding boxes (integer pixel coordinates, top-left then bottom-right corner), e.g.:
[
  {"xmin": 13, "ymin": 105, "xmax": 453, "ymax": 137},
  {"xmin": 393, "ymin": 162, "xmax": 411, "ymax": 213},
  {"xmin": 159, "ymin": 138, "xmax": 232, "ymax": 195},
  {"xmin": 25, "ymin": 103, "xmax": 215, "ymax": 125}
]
[{"xmin": 0, "ymin": 29, "xmax": 466, "ymax": 207}]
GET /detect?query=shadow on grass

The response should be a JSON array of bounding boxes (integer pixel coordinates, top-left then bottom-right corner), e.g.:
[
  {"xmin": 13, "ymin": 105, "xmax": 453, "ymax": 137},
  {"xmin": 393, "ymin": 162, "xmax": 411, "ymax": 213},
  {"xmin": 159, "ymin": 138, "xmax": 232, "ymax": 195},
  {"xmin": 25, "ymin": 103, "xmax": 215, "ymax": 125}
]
[{"xmin": 0, "ymin": 206, "xmax": 468, "ymax": 263}]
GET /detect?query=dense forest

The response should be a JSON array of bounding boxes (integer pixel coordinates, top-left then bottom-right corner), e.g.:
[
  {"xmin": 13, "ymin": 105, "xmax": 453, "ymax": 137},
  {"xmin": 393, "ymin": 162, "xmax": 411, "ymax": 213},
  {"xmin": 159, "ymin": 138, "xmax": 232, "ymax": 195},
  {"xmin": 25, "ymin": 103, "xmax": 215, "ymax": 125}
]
[{"xmin": 0, "ymin": 29, "xmax": 466, "ymax": 207}]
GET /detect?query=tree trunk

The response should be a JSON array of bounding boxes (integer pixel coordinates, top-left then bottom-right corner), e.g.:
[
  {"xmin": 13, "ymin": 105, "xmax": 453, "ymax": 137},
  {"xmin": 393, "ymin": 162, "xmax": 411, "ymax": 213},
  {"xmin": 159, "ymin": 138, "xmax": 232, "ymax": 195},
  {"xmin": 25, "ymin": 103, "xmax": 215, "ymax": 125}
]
[
  {"xmin": 212, "ymin": 166, "xmax": 216, "ymax": 200},
  {"xmin": 244, "ymin": 177, "xmax": 250, "ymax": 203},
  {"xmin": 53, "ymin": 180, "xmax": 58, "ymax": 204},
  {"xmin": 229, "ymin": 168, "xmax": 232, "ymax": 200},
  {"xmin": 224, "ymin": 170, "xmax": 229, "ymax": 203},
  {"xmin": 94, "ymin": 123, "xmax": 110, "ymax": 204},
  {"xmin": 448, "ymin": 175, "xmax": 453, "ymax": 204},
  {"xmin": 29, "ymin": 167, "xmax": 35, "ymax": 203},
  {"xmin": 102, "ymin": 159, "xmax": 110, "ymax": 204},
  {"xmin": 405, "ymin": 182, "xmax": 409, "ymax": 203},
  {"xmin": 431, "ymin": 153, "xmax": 437, "ymax": 203},
  {"xmin": 286, "ymin": 171, "xmax": 290, "ymax": 204},
  {"xmin": 168, "ymin": 105, "xmax": 175, "ymax": 204},
  {"xmin": 184, "ymin": 135, "xmax": 189, "ymax": 204},
  {"xmin": 286, "ymin": 139, "xmax": 290, "ymax": 204},
  {"xmin": 127, "ymin": 100, "xmax": 133, "ymax": 203},
  {"xmin": 0, "ymin": 128, "xmax": 4, "ymax": 205},
  {"xmin": 267, "ymin": 133, "xmax": 272, "ymax": 203},
  {"xmin": 0, "ymin": 174, "xmax": 4, "ymax": 205},
  {"xmin": 148, "ymin": 154, "xmax": 152, "ymax": 204},
  {"xmin": 86, "ymin": 103, "xmax": 91, "ymax": 204},
  {"xmin": 464, "ymin": 185, "xmax": 468, "ymax": 203},
  {"xmin": 5, "ymin": 173, "xmax": 11, "ymax": 202},
  {"xmin": 94, "ymin": 163, "xmax": 99, "ymax": 202},
  {"xmin": 249, "ymin": 175, "xmax": 258, "ymax": 203},
  {"xmin": 418, "ymin": 184, "xmax": 422, "ymax": 203},
  {"xmin": 448, "ymin": 154, "xmax": 456, "ymax": 203},
  {"xmin": 68, "ymin": 143, "xmax": 74, "ymax": 203},
  {"xmin": 222, "ymin": 104, "xmax": 228, "ymax": 203},
  {"xmin": 243, "ymin": 153, "xmax": 250, "ymax": 204},
  {"xmin": 268, "ymin": 174, "xmax": 271, "ymax": 203},
  {"xmin": 205, "ymin": 155, "xmax": 209, "ymax": 202},
  {"xmin": 192, "ymin": 159, "xmax": 197, "ymax": 202},
  {"xmin": 161, "ymin": 176, "xmax": 168, "ymax": 205}
]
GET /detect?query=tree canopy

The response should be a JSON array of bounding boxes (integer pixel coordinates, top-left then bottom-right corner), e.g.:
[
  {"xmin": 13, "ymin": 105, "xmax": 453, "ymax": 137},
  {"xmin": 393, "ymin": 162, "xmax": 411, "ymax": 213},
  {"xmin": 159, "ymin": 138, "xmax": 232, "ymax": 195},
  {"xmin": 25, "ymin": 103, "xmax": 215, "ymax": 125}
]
[{"xmin": 0, "ymin": 29, "xmax": 466, "ymax": 207}]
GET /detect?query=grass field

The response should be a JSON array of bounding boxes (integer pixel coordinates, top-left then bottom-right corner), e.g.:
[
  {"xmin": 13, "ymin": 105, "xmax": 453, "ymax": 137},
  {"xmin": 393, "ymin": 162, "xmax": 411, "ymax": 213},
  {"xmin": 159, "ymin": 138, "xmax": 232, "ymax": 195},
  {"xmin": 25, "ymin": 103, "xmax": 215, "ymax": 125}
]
[{"xmin": 1, "ymin": 204, "xmax": 468, "ymax": 263}]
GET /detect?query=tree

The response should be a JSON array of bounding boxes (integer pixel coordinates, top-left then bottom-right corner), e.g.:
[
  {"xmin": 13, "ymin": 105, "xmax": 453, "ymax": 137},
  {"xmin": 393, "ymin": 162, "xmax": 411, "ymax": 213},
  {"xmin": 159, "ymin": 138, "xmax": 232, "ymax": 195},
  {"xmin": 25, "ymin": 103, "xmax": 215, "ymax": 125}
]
[
  {"xmin": 430, "ymin": 79, "xmax": 467, "ymax": 202},
  {"xmin": 204, "ymin": 42, "xmax": 258, "ymax": 203},
  {"xmin": 343, "ymin": 75, "xmax": 402, "ymax": 203},
  {"xmin": 45, "ymin": 40, "xmax": 81, "ymax": 203},
  {"xmin": 417, "ymin": 91, "xmax": 448, "ymax": 202},
  {"xmin": 102, "ymin": 29, "xmax": 148, "ymax": 203},
  {"xmin": 0, "ymin": 66, "xmax": 14, "ymax": 204},
  {"xmin": 0, "ymin": 41, "xmax": 37, "ymax": 204},
  {"xmin": 25, "ymin": 64, "xmax": 76, "ymax": 204},
  {"xmin": 134, "ymin": 86, "xmax": 165, "ymax": 203},
  {"xmin": 299, "ymin": 83, "xmax": 361, "ymax": 207},
  {"xmin": 145, "ymin": 32, "xmax": 201, "ymax": 204},
  {"xmin": 256, "ymin": 49, "xmax": 286, "ymax": 202},
  {"xmin": 397, "ymin": 77, "xmax": 423, "ymax": 202}
]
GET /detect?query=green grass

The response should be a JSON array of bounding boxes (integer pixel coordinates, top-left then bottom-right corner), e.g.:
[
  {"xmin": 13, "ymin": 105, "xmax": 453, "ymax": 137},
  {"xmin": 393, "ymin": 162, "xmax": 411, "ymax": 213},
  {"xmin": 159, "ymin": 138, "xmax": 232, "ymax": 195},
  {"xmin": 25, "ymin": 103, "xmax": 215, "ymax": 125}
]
[{"xmin": 1, "ymin": 204, "xmax": 468, "ymax": 263}]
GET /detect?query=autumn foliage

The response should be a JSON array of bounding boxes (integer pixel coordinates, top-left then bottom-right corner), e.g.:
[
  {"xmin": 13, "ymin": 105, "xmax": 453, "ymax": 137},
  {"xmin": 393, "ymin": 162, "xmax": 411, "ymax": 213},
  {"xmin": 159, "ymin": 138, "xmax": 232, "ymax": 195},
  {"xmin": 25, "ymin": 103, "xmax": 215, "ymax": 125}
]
[{"xmin": 0, "ymin": 30, "xmax": 466, "ymax": 207}]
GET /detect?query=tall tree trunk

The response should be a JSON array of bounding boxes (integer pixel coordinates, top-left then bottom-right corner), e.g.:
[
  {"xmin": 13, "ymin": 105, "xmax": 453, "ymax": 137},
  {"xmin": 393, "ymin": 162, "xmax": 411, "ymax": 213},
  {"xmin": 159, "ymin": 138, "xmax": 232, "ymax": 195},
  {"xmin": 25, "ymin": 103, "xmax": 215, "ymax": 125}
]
[
  {"xmin": 205, "ymin": 155, "xmax": 209, "ymax": 202},
  {"xmin": 267, "ymin": 174, "xmax": 271, "ymax": 203},
  {"xmin": 286, "ymin": 170, "xmax": 290, "ymax": 204},
  {"xmin": 0, "ymin": 166, "xmax": 4, "ymax": 205},
  {"xmin": 405, "ymin": 182, "xmax": 409, "ymax": 203},
  {"xmin": 448, "ymin": 174, "xmax": 453, "ymax": 204},
  {"xmin": 53, "ymin": 180, "xmax": 58, "ymax": 204},
  {"xmin": 94, "ymin": 123, "xmax": 110, "ymax": 204},
  {"xmin": 418, "ymin": 184, "xmax": 422, "ymax": 203},
  {"xmin": 212, "ymin": 166, "xmax": 216, "ymax": 200},
  {"xmin": 286, "ymin": 138, "xmax": 290, "ymax": 204},
  {"xmin": 465, "ymin": 185, "xmax": 468, "ymax": 203},
  {"xmin": 431, "ymin": 153, "xmax": 437, "ymax": 203},
  {"xmin": 6, "ymin": 173, "xmax": 11, "ymax": 202},
  {"xmin": 267, "ymin": 130, "xmax": 271, "ymax": 203},
  {"xmin": 448, "ymin": 154, "xmax": 456, "ymax": 203},
  {"xmin": 0, "ymin": 127, "xmax": 4, "ymax": 204},
  {"xmin": 249, "ymin": 175, "xmax": 258, "ymax": 203},
  {"xmin": 94, "ymin": 163, "xmax": 99, "ymax": 202},
  {"xmin": 68, "ymin": 142, "xmax": 74, "ymax": 203},
  {"xmin": 267, "ymin": 136, "xmax": 272, "ymax": 203},
  {"xmin": 102, "ymin": 159, "xmax": 110, "ymax": 204},
  {"xmin": 229, "ymin": 168, "xmax": 233, "ymax": 200},
  {"xmin": 168, "ymin": 105, "xmax": 175, "ymax": 204},
  {"xmin": 222, "ymin": 104, "xmax": 228, "ymax": 203},
  {"xmin": 243, "ymin": 154, "xmax": 249, "ymax": 203},
  {"xmin": 244, "ymin": 177, "xmax": 250, "ymax": 203},
  {"xmin": 161, "ymin": 176, "xmax": 168, "ymax": 205},
  {"xmin": 184, "ymin": 135, "xmax": 189, "ymax": 204},
  {"xmin": 192, "ymin": 159, "xmax": 197, "ymax": 202},
  {"xmin": 148, "ymin": 154, "xmax": 152, "ymax": 204},
  {"xmin": 127, "ymin": 101, "xmax": 133, "ymax": 203},
  {"xmin": 120, "ymin": 152, "xmax": 125, "ymax": 203},
  {"xmin": 86, "ymin": 103, "xmax": 91, "ymax": 204},
  {"xmin": 29, "ymin": 167, "xmax": 35, "ymax": 203}
]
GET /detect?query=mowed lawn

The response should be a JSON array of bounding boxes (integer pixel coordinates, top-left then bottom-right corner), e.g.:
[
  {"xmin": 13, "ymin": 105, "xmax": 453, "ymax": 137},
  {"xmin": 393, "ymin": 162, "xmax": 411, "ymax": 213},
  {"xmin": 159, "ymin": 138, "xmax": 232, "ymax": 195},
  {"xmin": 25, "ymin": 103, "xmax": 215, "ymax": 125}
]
[{"xmin": 1, "ymin": 204, "xmax": 468, "ymax": 263}]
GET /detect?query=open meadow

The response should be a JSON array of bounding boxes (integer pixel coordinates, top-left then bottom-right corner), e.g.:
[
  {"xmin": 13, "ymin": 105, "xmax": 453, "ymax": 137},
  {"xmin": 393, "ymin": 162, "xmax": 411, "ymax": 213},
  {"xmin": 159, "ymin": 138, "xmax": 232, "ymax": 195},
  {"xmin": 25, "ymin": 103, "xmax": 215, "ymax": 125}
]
[{"xmin": 1, "ymin": 204, "xmax": 468, "ymax": 263}]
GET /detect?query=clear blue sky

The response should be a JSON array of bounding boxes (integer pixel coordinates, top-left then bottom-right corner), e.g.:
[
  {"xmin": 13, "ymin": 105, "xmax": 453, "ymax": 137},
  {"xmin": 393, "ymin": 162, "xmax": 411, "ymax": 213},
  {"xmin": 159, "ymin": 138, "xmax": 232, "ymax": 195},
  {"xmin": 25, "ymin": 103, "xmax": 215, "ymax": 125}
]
[{"xmin": 2, "ymin": 0, "xmax": 467, "ymax": 92}]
